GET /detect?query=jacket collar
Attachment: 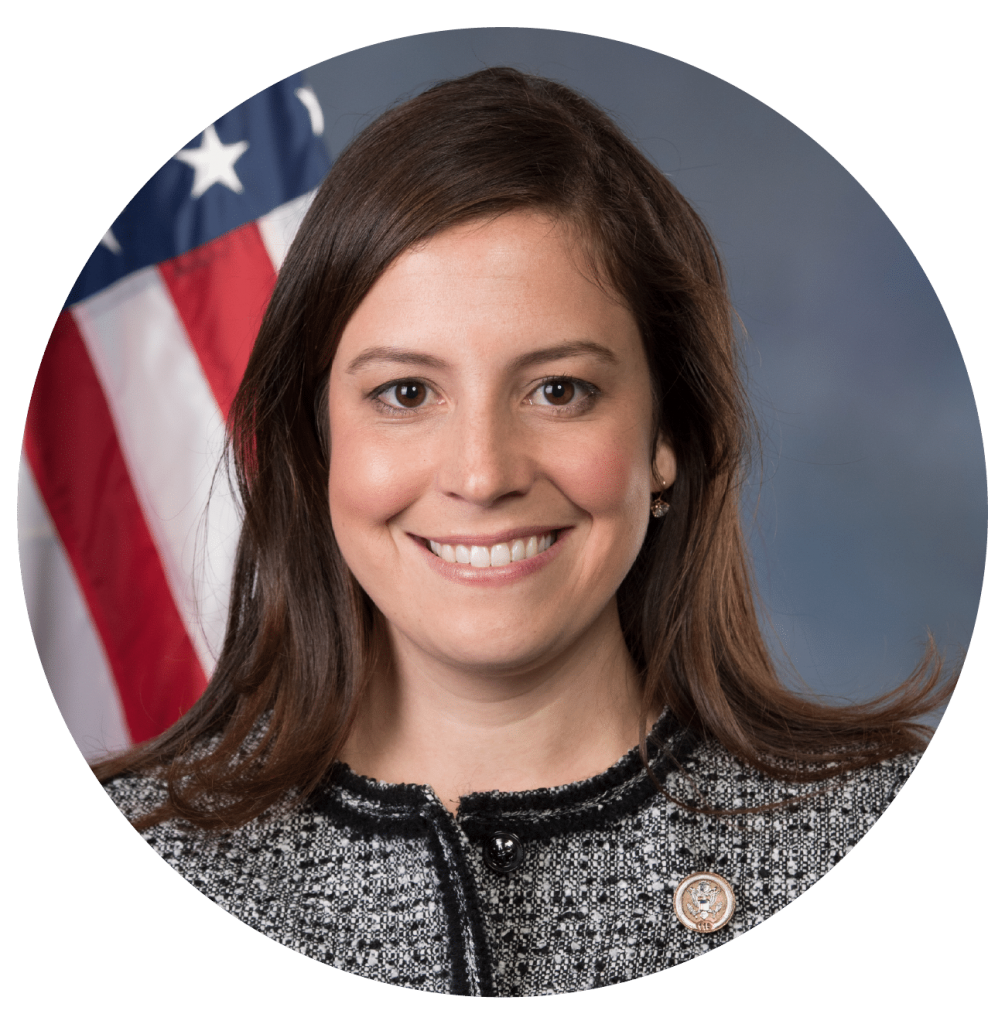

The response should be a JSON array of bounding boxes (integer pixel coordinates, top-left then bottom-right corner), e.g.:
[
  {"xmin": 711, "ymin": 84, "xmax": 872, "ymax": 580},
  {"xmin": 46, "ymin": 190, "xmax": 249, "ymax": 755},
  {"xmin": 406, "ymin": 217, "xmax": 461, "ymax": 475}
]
[{"xmin": 319, "ymin": 708, "xmax": 696, "ymax": 842}]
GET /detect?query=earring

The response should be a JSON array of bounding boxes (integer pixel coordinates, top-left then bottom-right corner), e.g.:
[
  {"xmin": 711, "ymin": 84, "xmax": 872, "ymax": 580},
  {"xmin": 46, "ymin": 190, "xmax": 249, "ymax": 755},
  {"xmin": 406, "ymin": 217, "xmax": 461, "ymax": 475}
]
[{"xmin": 651, "ymin": 475, "xmax": 670, "ymax": 519}]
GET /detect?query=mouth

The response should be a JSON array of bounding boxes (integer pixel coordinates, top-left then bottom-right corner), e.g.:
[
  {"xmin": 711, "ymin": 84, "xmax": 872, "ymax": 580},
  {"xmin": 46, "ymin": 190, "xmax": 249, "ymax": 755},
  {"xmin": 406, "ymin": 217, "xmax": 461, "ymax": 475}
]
[{"xmin": 421, "ymin": 530, "xmax": 559, "ymax": 568}]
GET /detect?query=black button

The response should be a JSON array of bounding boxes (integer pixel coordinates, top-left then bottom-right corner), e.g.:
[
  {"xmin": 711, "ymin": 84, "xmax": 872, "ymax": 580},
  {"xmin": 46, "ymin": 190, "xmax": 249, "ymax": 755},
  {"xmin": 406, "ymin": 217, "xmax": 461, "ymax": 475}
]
[{"xmin": 483, "ymin": 831, "xmax": 525, "ymax": 874}]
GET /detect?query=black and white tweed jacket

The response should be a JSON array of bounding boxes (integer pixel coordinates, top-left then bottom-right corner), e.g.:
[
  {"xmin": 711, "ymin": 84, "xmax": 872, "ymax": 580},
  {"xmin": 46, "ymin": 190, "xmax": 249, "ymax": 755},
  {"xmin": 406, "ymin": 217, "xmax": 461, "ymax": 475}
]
[{"xmin": 104, "ymin": 713, "xmax": 919, "ymax": 997}]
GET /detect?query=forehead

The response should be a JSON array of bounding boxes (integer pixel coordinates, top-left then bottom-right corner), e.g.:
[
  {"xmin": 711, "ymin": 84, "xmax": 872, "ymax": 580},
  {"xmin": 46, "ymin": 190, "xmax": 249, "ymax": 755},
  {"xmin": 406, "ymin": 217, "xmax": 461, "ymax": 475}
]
[{"xmin": 333, "ymin": 211, "xmax": 641, "ymax": 366}]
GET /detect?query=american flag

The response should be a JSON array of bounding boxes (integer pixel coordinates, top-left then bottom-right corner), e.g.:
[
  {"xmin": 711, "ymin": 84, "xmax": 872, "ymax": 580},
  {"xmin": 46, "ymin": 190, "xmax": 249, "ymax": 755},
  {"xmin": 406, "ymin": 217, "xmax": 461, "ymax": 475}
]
[{"xmin": 19, "ymin": 74, "xmax": 331, "ymax": 760}]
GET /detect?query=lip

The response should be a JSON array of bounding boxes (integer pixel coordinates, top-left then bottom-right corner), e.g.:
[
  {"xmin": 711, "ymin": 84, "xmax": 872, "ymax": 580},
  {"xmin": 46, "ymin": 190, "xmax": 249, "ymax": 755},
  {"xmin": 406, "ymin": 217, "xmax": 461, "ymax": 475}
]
[{"xmin": 410, "ymin": 527, "xmax": 569, "ymax": 586}]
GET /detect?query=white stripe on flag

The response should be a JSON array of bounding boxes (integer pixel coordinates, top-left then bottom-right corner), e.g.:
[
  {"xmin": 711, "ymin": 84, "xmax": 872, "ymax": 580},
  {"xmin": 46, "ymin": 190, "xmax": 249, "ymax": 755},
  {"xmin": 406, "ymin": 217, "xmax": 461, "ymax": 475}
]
[
  {"xmin": 18, "ymin": 454, "xmax": 131, "ymax": 759},
  {"xmin": 257, "ymin": 190, "xmax": 316, "ymax": 273},
  {"xmin": 72, "ymin": 268, "xmax": 243, "ymax": 677}
]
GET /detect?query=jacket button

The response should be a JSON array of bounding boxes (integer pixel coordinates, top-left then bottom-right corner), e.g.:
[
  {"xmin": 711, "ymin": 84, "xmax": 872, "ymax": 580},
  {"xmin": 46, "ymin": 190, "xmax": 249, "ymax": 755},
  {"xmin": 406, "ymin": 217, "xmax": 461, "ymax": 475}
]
[{"xmin": 483, "ymin": 831, "xmax": 525, "ymax": 874}]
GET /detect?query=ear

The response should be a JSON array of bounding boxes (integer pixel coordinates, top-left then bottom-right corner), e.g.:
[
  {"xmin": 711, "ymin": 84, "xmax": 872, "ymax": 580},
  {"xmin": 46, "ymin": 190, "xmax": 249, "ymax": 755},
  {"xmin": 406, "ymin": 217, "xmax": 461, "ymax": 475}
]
[{"xmin": 652, "ymin": 435, "xmax": 677, "ymax": 491}]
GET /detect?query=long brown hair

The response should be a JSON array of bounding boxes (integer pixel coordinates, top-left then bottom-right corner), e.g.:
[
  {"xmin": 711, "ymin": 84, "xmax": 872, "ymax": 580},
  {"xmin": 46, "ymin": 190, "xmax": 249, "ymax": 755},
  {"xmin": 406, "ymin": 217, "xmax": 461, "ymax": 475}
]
[{"xmin": 94, "ymin": 67, "xmax": 954, "ymax": 829}]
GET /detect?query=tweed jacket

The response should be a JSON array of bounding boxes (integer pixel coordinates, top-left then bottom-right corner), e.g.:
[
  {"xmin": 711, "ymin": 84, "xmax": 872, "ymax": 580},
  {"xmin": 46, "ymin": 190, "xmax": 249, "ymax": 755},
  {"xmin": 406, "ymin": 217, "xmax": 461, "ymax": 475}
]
[{"xmin": 104, "ymin": 712, "xmax": 919, "ymax": 997}]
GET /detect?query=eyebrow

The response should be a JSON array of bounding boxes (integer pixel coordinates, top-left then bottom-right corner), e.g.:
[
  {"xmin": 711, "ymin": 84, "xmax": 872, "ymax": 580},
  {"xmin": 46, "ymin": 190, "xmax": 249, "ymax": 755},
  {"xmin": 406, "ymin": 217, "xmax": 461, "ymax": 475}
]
[{"xmin": 345, "ymin": 341, "xmax": 618, "ymax": 375}]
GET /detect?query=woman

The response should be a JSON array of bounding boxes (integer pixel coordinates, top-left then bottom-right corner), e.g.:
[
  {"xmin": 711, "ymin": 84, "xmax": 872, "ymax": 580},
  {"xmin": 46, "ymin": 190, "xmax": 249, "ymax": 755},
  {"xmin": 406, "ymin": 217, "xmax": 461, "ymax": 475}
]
[{"xmin": 98, "ymin": 67, "xmax": 951, "ymax": 996}]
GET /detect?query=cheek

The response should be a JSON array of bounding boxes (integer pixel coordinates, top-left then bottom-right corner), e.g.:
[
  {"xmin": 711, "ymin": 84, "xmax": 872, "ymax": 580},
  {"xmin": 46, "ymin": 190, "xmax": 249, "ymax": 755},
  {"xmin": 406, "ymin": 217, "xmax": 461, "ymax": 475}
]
[
  {"xmin": 552, "ymin": 430, "xmax": 652, "ymax": 593},
  {"xmin": 553, "ymin": 426, "xmax": 651, "ymax": 521},
  {"xmin": 326, "ymin": 415, "xmax": 427, "ymax": 532}
]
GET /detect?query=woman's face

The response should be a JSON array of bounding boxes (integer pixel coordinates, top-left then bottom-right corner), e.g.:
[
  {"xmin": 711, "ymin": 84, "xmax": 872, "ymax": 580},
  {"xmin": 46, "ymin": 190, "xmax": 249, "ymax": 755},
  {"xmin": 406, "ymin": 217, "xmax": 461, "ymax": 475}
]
[{"xmin": 327, "ymin": 210, "xmax": 675, "ymax": 677}]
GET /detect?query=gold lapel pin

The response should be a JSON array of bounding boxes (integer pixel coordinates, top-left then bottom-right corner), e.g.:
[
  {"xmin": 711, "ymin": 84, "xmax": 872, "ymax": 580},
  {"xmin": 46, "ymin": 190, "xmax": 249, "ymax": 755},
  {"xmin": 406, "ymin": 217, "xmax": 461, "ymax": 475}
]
[{"xmin": 673, "ymin": 871, "xmax": 736, "ymax": 933}]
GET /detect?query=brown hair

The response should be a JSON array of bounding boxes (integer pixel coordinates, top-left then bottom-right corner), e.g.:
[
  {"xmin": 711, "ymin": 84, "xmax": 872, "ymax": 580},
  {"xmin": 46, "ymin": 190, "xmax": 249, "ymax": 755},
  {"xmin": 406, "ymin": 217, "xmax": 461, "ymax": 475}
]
[{"xmin": 94, "ymin": 67, "xmax": 954, "ymax": 829}]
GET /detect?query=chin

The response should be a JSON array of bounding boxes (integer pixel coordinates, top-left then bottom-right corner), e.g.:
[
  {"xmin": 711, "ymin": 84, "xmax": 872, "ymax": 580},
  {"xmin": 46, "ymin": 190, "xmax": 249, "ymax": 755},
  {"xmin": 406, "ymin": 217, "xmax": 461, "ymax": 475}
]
[
  {"xmin": 407, "ymin": 616, "xmax": 578, "ymax": 676},
  {"xmin": 435, "ymin": 646, "xmax": 562, "ymax": 679}
]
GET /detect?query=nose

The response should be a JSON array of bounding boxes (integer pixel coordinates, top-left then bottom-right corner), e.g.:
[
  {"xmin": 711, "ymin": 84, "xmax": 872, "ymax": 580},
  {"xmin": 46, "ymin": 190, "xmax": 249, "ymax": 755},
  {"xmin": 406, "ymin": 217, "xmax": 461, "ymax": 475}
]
[{"xmin": 435, "ymin": 399, "xmax": 533, "ymax": 507}]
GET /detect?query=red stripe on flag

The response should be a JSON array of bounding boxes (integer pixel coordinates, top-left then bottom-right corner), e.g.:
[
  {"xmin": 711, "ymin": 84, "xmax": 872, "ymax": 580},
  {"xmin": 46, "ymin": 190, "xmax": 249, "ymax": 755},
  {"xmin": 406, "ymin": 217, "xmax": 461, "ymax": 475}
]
[
  {"xmin": 24, "ymin": 310, "xmax": 207, "ymax": 743},
  {"xmin": 159, "ymin": 221, "xmax": 277, "ymax": 417}
]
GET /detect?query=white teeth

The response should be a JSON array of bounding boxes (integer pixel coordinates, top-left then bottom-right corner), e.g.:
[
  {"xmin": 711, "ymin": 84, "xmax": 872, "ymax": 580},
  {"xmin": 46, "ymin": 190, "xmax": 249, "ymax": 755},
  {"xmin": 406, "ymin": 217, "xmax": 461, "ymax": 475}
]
[{"xmin": 427, "ymin": 532, "xmax": 556, "ymax": 567}]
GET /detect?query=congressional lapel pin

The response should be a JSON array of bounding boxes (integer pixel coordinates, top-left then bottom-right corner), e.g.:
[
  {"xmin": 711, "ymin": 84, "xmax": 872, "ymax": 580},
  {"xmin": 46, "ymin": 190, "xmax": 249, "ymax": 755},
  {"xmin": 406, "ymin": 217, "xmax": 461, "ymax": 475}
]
[{"xmin": 673, "ymin": 871, "xmax": 735, "ymax": 933}]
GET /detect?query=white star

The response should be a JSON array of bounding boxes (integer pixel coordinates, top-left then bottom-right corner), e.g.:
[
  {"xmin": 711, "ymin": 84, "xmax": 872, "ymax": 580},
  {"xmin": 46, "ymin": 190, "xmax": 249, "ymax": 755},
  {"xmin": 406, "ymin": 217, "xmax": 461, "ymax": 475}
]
[
  {"xmin": 174, "ymin": 124, "xmax": 249, "ymax": 199},
  {"xmin": 100, "ymin": 227, "xmax": 121, "ymax": 254},
  {"xmin": 295, "ymin": 86, "xmax": 324, "ymax": 136}
]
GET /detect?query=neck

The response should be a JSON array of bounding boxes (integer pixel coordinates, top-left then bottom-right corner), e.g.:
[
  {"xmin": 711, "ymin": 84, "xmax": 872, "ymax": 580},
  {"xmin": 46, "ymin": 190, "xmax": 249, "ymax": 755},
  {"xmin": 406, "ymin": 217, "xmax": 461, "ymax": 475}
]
[{"xmin": 341, "ymin": 600, "xmax": 656, "ymax": 815}]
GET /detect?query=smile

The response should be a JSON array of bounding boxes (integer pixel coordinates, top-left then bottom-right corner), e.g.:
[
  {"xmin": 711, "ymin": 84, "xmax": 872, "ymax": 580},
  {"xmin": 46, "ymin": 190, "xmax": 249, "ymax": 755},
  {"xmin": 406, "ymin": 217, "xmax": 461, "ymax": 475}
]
[{"xmin": 425, "ymin": 531, "xmax": 557, "ymax": 567}]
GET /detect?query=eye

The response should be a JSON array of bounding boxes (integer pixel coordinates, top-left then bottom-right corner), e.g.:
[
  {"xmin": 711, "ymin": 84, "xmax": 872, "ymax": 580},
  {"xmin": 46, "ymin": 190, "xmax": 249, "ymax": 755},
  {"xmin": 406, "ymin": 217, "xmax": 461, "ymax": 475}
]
[
  {"xmin": 527, "ymin": 378, "xmax": 597, "ymax": 409},
  {"xmin": 376, "ymin": 380, "xmax": 431, "ymax": 410}
]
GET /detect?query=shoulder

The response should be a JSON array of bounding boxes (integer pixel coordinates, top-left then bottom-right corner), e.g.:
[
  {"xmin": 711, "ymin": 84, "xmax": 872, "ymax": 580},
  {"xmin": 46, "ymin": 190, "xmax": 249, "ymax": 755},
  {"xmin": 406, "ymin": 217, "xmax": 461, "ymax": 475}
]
[
  {"xmin": 101, "ymin": 768, "xmax": 289, "ymax": 885},
  {"xmin": 676, "ymin": 732, "xmax": 920, "ymax": 796},
  {"xmin": 101, "ymin": 719, "xmax": 275, "ymax": 828},
  {"xmin": 662, "ymin": 733, "xmax": 922, "ymax": 839},
  {"xmin": 103, "ymin": 770, "xmax": 171, "ymax": 824}
]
